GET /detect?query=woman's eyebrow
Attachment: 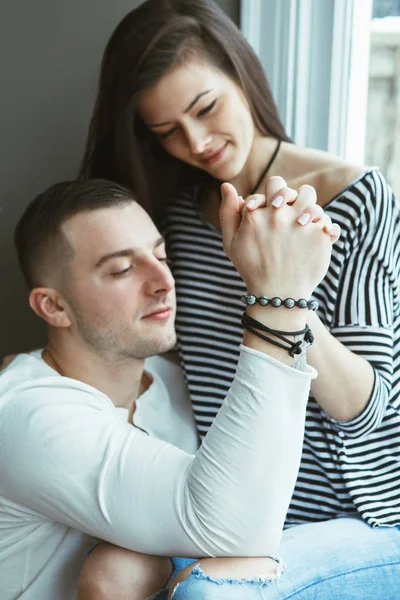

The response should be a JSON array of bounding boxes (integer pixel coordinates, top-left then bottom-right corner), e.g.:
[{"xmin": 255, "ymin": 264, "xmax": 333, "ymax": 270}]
[
  {"xmin": 184, "ymin": 89, "xmax": 212, "ymax": 113},
  {"xmin": 148, "ymin": 89, "xmax": 213, "ymax": 128}
]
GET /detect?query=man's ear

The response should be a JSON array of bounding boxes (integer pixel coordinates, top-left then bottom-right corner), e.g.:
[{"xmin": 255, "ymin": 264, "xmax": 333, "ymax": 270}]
[{"xmin": 29, "ymin": 287, "xmax": 72, "ymax": 328}]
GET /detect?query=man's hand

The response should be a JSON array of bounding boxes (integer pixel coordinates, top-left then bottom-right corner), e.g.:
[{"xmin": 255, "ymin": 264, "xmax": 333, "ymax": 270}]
[{"xmin": 219, "ymin": 176, "xmax": 340, "ymax": 301}]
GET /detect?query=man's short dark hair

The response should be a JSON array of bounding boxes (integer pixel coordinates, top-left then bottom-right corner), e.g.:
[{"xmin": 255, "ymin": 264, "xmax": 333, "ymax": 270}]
[{"xmin": 15, "ymin": 178, "xmax": 135, "ymax": 289}]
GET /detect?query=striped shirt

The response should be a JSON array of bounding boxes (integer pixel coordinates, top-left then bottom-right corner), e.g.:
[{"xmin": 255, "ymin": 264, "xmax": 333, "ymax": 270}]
[{"xmin": 164, "ymin": 169, "xmax": 400, "ymax": 527}]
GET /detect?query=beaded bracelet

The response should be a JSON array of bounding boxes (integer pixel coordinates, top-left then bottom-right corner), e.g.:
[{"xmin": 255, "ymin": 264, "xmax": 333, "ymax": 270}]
[{"xmin": 241, "ymin": 294, "xmax": 319, "ymax": 311}]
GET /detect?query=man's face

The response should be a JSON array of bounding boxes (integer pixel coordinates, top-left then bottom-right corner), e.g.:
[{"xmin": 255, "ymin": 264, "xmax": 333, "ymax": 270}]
[{"xmin": 61, "ymin": 202, "xmax": 176, "ymax": 362}]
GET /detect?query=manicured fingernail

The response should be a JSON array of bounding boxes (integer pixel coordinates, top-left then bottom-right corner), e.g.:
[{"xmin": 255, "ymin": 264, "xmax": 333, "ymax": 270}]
[
  {"xmin": 298, "ymin": 213, "xmax": 311, "ymax": 225},
  {"xmin": 271, "ymin": 195, "xmax": 283, "ymax": 207},
  {"xmin": 238, "ymin": 195, "xmax": 244, "ymax": 201},
  {"xmin": 246, "ymin": 198, "xmax": 256, "ymax": 209}
]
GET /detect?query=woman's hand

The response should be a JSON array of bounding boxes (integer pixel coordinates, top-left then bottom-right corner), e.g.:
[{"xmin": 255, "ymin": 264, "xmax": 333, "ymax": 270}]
[
  {"xmin": 243, "ymin": 176, "xmax": 341, "ymax": 243},
  {"xmin": 219, "ymin": 177, "xmax": 340, "ymax": 300}
]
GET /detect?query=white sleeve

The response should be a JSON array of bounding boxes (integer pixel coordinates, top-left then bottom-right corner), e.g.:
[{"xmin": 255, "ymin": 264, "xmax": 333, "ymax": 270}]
[{"xmin": 0, "ymin": 345, "xmax": 314, "ymax": 557}]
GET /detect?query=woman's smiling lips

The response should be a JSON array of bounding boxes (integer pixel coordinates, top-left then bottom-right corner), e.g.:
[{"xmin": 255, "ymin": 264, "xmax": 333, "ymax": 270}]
[
  {"xmin": 201, "ymin": 142, "xmax": 228, "ymax": 165},
  {"xmin": 142, "ymin": 306, "xmax": 172, "ymax": 320}
]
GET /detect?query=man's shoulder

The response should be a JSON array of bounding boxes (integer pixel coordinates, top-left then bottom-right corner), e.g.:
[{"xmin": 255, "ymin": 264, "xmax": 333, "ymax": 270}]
[
  {"xmin": 0, "ymin": 354, "xmax": 119, "ymax": 474},
  {"xmin": 0, "ymin": 351, "xmax": 111, "ymax": 415},
  {"xmin": 0, "ymin": 351, "xmax": 50, "ymax": 394}
]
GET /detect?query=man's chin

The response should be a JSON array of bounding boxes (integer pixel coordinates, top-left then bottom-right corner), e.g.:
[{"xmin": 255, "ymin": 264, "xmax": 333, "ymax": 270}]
[
  {"xmin": 139, "ymin": 331, "xmax": 177, "ymax": 359},
  {"xmin": 159, "ymin": 332, "xmax": 177, "ymax": 354}
]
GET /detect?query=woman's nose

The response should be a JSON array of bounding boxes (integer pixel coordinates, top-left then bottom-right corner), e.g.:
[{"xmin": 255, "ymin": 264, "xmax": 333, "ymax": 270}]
[{"xmin": 185, "ymin": 123, "xmax": 213, "ymax": 155}]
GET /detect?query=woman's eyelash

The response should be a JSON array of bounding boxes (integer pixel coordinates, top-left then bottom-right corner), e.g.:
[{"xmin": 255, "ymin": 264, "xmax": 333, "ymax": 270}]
[
  {"xmin": 158, "ymin": 100, "xmax": 217, "ymax": 139},
  {"xmin": 158, "ymin": 128, "xmax": 177, "ymax": 140},
  {"xmin": 197, "ymin": 99, "xmax": 217, "ymax": 117}
]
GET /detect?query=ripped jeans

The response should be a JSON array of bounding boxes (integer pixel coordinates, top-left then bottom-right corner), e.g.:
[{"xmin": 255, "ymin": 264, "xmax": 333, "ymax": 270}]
[
  {"xmin": 167, "ymin": 557, "xmax": 281, "ymax": 599},
  {"xmin": 152, "ymin": 517, "xmax": 400, "ymax": 599}
]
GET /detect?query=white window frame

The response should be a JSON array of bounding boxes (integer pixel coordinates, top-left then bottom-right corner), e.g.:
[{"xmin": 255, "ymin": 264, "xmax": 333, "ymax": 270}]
[{"xmin": 240, "ymin": 0, "xmax": 372, "ymax": 162}]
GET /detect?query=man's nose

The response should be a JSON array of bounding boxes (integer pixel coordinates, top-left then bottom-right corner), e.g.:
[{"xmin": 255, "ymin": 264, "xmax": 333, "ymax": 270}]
[{"xmin": 146, "ymin": 261, "xmax": 175, "ymax": 296}]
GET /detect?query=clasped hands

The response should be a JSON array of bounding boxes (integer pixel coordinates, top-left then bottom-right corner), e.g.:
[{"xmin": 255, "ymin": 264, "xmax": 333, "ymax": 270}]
[{"xmin": 219, "ymin": 176, "xmax": 341, "ymax": 300}]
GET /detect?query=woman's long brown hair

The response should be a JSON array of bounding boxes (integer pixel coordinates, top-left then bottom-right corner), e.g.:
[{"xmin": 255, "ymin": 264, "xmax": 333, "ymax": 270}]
[{"xmin": 79, "ymin": 0, "xmax": 291, "ymax": 222}]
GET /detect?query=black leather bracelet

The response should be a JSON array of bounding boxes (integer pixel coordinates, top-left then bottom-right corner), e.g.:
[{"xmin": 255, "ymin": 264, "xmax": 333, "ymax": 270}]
[
  {"xmin": 243, "ymin": 322, "xmax": 303, "ymax": 356},
  {"xmin": 241, "ymin": 294, "xmax": 319, "ymax": 311},
  {"xmin": 241, "ymin": 312, "xmax": 314, "ymax": 357},
  {"xmin": 242, "ymin": 312, "xmax": 314, "ymax": 343}
]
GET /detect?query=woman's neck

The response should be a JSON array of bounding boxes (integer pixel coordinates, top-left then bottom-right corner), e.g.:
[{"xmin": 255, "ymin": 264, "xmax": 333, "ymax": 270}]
[
  {"xmin": 229, "ymin": 135, "xmax": 280, "ymax": 198},
  {"xmin": 199, "ymin": 136, "xmax": 282, "ymax": 230}
]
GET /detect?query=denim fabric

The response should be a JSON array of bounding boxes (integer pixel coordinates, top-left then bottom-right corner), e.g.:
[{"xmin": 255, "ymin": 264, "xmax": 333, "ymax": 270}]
[
  {"xmin": 149, "ymin": 559, "xmax": 194, "ymax": 600},
  {"xmin": 152, "ymin": 518, "xmax": 400, "ymax": 599},
  {"xmin": 151, "ymin": 557, "xmax": 279, "ymax": 599},
  {"xmin": 266, "ymin": 517, "xmax": 400, "ymax": 599},
  {"xmin": 169, "ymin": 562, "xmax": 279, "ymax": 599}
]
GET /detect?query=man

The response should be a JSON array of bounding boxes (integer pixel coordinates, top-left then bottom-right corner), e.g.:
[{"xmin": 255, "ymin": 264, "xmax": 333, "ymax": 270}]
[{"xmin": 0, "ymin": 177, "xmax": 333, "ymax": 599}]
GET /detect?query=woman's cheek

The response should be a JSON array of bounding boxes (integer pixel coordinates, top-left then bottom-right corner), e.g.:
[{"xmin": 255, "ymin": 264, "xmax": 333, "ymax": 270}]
[{"xmin": 161, "ymin": 137, "xmax": 183, "ymax": 159}]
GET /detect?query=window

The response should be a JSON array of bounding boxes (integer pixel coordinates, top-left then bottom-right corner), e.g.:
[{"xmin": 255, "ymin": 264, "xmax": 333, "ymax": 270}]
[
  {"xmin": 365, "ymin": 0, "xmax": 400, "ymax": 197},
  {"xmin": 241, "ymin": 1, "xmax": 372, "ymax": 158}
]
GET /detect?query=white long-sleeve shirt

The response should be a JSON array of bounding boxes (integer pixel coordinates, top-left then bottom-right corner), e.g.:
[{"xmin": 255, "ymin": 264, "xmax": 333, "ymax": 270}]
[{"xmin": 0, "ymin": 347, "xmax": 315, "ymax": 599}]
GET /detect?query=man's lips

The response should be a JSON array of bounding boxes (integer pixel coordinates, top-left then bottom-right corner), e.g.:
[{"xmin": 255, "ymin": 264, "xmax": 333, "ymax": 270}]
[
  {"xmin": 201, "ymin": 143, "xmax": 228, "ymax": 165},
  {"xmin": 142, "ymin": 306, "xmax": 172, "ymax": 320}
]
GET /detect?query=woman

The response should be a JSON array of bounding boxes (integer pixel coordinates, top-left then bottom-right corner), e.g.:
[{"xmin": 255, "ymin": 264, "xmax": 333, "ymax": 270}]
[{"xmin": 79, "ymin": 0, "xmax": 400, "ymax": 597}]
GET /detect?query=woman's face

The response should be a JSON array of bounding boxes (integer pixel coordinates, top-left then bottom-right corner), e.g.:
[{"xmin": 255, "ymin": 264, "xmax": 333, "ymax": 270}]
[{"xmin": 137, "ymin": 60, "xmax": 258, "ymax": 181}]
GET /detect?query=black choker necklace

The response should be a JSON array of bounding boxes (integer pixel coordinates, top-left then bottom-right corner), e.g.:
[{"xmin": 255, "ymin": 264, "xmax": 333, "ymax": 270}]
[
  {"xmin": 214, "ymin": 139, "xmax": 281, "ymax": 203},
  {"xmin": 248, "ymin": 138, "xmax": 281, "ymax": 197}
]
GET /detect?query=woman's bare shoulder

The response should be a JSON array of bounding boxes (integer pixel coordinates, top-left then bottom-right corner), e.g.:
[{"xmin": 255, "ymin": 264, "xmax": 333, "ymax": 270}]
[
  {"xmin": 313, "ymin": 163, "xmax": 367, "ymax": 207},
  {"xmin": 282, "ymin": 145, "xmax": 366, "ymax": 207}
]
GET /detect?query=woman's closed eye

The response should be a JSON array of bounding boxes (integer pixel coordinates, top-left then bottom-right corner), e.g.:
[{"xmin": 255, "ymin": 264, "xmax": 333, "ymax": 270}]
[
  {"xmin": 158, "ymin": 127, "xmax": 177, "ymax": 140},
  {"xmin": 157, "ymin": 100, "xmax": 217, "ymax": 140},
  {"xmin": 197, "ymin": 98, "xmax": 217, "ymax": 117}
]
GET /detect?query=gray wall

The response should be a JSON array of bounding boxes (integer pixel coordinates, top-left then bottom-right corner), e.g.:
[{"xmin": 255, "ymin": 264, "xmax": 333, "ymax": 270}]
[{"xmin": 0, "ymin": 0, "xmax": 240, "ymax": 357}]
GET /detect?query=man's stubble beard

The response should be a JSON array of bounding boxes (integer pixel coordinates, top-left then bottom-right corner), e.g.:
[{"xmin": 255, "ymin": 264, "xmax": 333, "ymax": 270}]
[{"xmin": 70, "ymin": 302, "xmax": 177, "ymax": 363}]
